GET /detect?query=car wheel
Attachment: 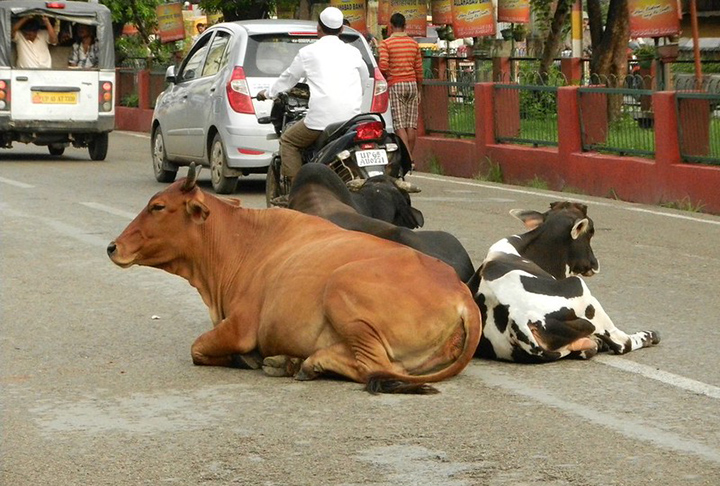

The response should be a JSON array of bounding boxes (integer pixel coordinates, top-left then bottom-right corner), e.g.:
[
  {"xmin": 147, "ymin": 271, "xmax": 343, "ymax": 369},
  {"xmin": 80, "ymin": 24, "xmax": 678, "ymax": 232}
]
[
  {"xmin": 48, "ymin": 144, "xmax": 65, "ymax": 156},
  {"xmin": 152, "ymin": 127, "xmax": 177, "ymax": 183},
  {"xmin": 88, "ymin": 133, "xmax": 109, "ymax": 161},
  {"xmin": 265, "ymin": 155, "xmax": 288, "ymax": 207},
  {"xmin": 210, "ymin": 133, "xmax": 237, "ymax": 194}
]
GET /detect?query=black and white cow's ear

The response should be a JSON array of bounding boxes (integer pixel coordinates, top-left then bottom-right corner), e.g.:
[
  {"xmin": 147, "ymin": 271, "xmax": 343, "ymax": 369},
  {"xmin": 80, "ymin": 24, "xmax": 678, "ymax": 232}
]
[
  {"xmin": 510, "ymin": 209, "xmax": 545, "ymax": 230},
  {"xmin": 571, "ymin": 218, "xmax": 590, "ymax": 239}
]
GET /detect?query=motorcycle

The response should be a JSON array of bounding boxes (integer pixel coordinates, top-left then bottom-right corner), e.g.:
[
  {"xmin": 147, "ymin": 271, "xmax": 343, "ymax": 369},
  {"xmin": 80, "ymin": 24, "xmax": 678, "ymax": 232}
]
[{"xmin": 258, "ymin": 83, "xmax": 414, "ymax": 207}]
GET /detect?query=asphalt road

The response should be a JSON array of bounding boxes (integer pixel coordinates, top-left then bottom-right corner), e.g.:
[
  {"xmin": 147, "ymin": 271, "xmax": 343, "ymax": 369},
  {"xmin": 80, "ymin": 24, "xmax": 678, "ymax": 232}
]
[{"xmin": 2, "ymin": 132, "xmax": 720, "ymax": 485}]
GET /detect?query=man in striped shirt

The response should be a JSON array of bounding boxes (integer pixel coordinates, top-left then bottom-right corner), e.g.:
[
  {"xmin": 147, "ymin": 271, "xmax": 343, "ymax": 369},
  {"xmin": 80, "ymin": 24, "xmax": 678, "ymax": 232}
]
[{"xmin": 378, "ymin": 13, "xmax": 423, "ymax": 166}]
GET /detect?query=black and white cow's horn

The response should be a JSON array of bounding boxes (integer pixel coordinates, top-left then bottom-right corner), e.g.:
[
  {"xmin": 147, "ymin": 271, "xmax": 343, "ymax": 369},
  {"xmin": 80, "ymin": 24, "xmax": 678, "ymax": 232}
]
[
  {"xmin": 346, "ymin": 178, "xmax": 367, "ymax": 191},
  {"xmin": 182, "ymin": 162, "xmax": 200, "ymax": 192},
  {"xmin": 393, "ymin": 179, "xmax": 422, "ymax": 193}
]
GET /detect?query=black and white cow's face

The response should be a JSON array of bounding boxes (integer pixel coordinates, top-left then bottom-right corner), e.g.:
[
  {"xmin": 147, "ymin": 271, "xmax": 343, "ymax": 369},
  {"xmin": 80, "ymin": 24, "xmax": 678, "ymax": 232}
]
[{"xmin": 510, "ymin": 201, "xmax": 599, "ymax": 278}]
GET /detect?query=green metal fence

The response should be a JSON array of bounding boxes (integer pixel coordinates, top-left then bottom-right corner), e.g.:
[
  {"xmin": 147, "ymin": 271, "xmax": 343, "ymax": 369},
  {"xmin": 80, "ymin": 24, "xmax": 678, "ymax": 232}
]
[
  {"xmin": 578, "ymin": 86, "xmax": 656, "ymax": 157},
  {"xmin": 421, "ymin": 79, "xmax": 475, "ymax": 137},
  {"xmin": 493, "ymin": 84, "xmax": 559, "ymax": 146},
  {"xmin": 676, "ymin": 91, "xmax": 720, "ymax": 165}
]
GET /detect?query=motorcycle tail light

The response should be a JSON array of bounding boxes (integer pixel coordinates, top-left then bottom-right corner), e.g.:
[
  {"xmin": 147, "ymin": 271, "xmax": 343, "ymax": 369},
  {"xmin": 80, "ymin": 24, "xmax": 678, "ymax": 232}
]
[
  {"xmin": 370, "ymin": 67, "xmax": 388, "ymax": 113},
  {"xmin": 354, "ymin": 121, "xmax": 384, "ymax": 141},
  {"xmin": 227, "ymin": 67, "xmax": 255, "ymax": 114}
]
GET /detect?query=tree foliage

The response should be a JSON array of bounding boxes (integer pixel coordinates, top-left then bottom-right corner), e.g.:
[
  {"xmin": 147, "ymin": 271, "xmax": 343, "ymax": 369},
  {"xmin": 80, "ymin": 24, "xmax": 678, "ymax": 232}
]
[
  {"xmin": 100, "ymin": 0, "xmax": 177, "ymax": 66},
  {"xmin": 198, "ymin": 0, "xmax": 273, "ymax": 21}
]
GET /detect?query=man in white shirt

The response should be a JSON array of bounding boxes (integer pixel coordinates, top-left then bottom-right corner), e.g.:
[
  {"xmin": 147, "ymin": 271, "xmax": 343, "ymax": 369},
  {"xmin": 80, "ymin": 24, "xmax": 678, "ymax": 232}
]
[
  {"xmin": 12, "ymin": 16, "xmax": 58, "ymax": 69},
  {"xmin": 257, "ymin": 7, "xmax": 368, "ymax": 183}
]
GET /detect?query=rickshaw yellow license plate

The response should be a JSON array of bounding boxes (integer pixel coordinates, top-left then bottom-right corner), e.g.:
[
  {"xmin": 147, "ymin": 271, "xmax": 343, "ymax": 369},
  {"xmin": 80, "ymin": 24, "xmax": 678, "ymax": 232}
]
[{"xmin": 32, "ymin": 91, "xmax": 78, "ymax": 104}]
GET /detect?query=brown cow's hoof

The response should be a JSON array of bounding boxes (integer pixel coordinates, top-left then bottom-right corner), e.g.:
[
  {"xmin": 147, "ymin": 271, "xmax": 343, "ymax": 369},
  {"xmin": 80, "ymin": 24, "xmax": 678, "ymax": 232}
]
[
  {"xmin": 262, "ymin": 355, "xmax": 303, "ymax": 377},
  {"xmin": 294, "ymin": 366, "xmax": 318, "ymax": 381}
]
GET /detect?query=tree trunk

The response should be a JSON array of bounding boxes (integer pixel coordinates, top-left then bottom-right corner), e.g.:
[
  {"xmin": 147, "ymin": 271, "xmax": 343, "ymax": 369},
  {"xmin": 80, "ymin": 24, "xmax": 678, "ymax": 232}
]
[
  {"xmin": 298, "ymin": 0, "xmax": 311, "ymax": 20},
  {"xmin": 588, "ymin": 0, "xmax": 630, "ymax": 121},
  {"xmin": 590, "ymin": 0, "xmax": 628, "ymax": 84},
  {"xmin": 538, "ymin": 0, "xmax": 572, "ymax": 84}
]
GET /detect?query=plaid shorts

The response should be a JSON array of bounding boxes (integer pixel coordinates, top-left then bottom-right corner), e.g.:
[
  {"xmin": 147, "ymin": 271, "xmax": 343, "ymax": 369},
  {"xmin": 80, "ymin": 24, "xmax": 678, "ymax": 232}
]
[{"xmin": 389, "ymin": 81, "xmax": 419, "ymax": 130}]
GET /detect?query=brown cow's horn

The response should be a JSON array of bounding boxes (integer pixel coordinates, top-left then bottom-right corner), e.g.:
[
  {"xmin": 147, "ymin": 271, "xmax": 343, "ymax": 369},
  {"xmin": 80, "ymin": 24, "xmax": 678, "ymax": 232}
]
[
  {"xmin": 346, "ymin": 178, "xmax": 367, "ymax": 191},
  {"xmin": 393, "ymin": 179, "xmax": 422, "ymax": 193},
  {"xmin": 182, "ymin": 163, "xmax": 200, "ymax": 192}
]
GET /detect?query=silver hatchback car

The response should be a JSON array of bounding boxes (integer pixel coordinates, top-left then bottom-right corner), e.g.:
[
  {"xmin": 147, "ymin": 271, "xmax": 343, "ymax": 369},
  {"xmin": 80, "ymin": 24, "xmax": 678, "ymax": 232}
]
[{"xmin": 151, "ymin": 19, "xmax": 391, "ymax": 194}]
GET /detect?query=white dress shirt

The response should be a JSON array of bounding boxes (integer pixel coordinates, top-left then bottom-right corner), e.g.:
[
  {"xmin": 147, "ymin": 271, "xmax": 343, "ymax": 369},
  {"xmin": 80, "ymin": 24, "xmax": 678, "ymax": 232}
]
[
  {"xmin": 13, "ymin": 30, "xmax": 53, "ymax": 69},
  {"xmin": 267, "ymin": 35, "xmax": 368, "ymax": 130}
]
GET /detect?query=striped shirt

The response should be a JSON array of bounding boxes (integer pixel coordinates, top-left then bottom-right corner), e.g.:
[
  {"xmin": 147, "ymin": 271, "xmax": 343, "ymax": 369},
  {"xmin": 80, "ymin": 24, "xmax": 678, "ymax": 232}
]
[{"xmin": 378, "ymin": 32, "xmax": 423, "ymax": 87}]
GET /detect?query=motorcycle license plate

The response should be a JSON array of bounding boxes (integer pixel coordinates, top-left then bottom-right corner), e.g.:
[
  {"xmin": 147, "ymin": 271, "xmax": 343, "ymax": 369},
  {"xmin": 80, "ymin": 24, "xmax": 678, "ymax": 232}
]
[{"xmin": 355, "ymin": 149, "xmax": 389, "ymax": 167}]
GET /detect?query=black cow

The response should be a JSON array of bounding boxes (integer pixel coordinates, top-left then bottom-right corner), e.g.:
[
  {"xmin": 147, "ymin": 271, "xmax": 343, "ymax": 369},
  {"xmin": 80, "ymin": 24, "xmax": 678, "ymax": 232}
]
[
  {"xmin": 346, "ymin": 175, "xmax": 424, "ymax": 229},
  {"xmin": 288, "ymin": 164, "xmax": 476, "ymax": 282},
  {"xmin": 470, "ymin": 202, "xmax": 660, "ymax": 362}
]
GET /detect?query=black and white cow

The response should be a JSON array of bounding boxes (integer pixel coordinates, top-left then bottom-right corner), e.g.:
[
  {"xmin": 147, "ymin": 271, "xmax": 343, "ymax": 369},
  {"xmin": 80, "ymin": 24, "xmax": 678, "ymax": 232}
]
[{"xmin": 470, "ymin": 201, "xmax": 660, "ymax": 362}]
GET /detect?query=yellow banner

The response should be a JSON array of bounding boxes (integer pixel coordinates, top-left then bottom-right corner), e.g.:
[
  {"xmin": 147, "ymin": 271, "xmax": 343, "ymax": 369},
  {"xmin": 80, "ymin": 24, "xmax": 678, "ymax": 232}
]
[
  {"xmin": 431, "ymin": 0, "xmax": 453, "ymax": 25},
  {"xmin": 378, "ymin": 0, "xmax": 390, "ymax": 25},
  {"xmin": 452, "ymin": 0, "xmax": 495, "ymax": 38},
  {"xmin": 391, "ymin": 0, "xmax": 428, "ymax": 37},
  {"xmin": 331, "ymin": 0, "xmax": 367, "ymax": 33},
  {"xmin": 628, "ymin": 0, "xmax": 680, "ymax": 37},
  {"xmin": 497, "ymin": 0, "xmax": 530, "ymax": 24},
  {"xmin": 156, "ymin": 3, "xmax": 185, "ymax": 43}
]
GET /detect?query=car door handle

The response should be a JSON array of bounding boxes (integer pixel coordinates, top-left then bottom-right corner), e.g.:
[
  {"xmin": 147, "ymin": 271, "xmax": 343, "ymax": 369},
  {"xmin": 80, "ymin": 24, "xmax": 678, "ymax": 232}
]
[{"xmin": 15, "ymin": 76, "xmax": 28, "ymax": 81}]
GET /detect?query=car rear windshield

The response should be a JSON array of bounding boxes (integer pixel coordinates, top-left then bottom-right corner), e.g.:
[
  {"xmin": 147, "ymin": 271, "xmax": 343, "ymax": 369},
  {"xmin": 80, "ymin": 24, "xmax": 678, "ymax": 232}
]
[{"xmin": 243, "ymin": 33, "xmax": 373, "ymax": 77}]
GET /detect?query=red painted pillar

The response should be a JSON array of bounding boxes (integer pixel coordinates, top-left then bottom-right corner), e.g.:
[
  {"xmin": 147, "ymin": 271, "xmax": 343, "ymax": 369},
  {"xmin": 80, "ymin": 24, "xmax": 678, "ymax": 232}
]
[
  {"xmin": 557, "ymin": 86, "xmax": 582, "ymax": 156},
  {"xmin": 475, "ymin": 83, "xmax": 496, "ymax": 162},
  {"xmin": 138, "ymin": 70, "xmax": 151, "ymax": 110},
  {"xmin": 653, "ymin": 91, "xmax": 681, "ymax": 200},
  {"xmin": 653, "ymin": 91, "xmax": 682, "ymax": 166}
]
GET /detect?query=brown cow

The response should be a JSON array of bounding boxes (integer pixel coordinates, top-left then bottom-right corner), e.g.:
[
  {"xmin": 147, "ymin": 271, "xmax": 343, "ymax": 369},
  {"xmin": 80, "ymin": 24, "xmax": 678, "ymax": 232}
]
[{"xmin": 107, "ymin": 165, "xmax": 481, "ymax": 394}]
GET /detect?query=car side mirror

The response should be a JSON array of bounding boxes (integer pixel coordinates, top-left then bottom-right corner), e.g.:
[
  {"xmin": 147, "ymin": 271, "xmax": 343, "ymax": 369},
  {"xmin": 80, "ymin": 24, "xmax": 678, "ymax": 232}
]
[{"xmin": 165, "ymin": 65, "xmax": 176, "ymax": 84}]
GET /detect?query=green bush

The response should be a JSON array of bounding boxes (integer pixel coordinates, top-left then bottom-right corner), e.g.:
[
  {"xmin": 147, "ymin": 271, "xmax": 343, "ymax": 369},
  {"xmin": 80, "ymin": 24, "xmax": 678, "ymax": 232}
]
[{"xmin": 120, "ymin": 93, "xmax": 139, "ymax": 108}]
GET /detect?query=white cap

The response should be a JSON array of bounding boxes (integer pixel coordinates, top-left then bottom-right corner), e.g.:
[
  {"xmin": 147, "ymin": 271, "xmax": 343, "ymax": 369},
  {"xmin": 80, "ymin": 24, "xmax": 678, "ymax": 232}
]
[{"xmin": 319, "ymin": 7, "xmax": 344, "ymax": 30}]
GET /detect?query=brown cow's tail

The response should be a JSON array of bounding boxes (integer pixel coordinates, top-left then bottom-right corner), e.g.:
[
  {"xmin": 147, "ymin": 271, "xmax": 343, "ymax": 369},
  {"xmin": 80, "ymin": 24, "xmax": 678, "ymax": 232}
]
[{"xmin": 364, "ymin": 298, "xmax": 482, "ymax": 394}]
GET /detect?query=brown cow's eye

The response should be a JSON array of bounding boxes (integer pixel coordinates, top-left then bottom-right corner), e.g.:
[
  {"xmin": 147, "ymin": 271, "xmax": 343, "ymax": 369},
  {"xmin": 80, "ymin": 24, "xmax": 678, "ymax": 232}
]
[{"xmin": 150, "ymin": 204, "xmax": 165, "ymax": 212}]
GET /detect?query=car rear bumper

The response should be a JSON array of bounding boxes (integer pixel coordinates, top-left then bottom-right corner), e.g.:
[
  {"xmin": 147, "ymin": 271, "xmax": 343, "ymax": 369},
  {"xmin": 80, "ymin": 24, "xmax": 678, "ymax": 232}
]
[
  {"xmin": 220, "ymin": 123, "xmax": 278, "ymax": 169},
  {"xmin": 0, "ymin": 116, "xmax": 115, "ymax": 133}
]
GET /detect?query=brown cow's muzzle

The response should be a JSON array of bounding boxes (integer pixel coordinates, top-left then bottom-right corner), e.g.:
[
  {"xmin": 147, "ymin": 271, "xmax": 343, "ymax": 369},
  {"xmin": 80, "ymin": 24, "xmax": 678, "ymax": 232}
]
[{"xmin": 107, "ymin": 241, "xmax": 134, "ymax": 268}]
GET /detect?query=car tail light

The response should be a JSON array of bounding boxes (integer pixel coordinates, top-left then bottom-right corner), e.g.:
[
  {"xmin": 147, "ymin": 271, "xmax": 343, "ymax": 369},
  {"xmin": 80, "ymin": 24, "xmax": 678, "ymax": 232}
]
[
  {"xmin": 46, "ymin": 2, "xmax": 66, "ymax": 8},
  {"xmin": 99, "ymin": 81, "xmax": 113, "ymax": 112},
  {"xmin": 226, "ymin": 67, "xmax": 254, "ymax": 114},
  {"xmin": 0, "ymin": 79, "xmax": 11, "ymax": 111},
  {"xmin": 370, "ymin": 67, "xmax": 388, "ymax": 113},
  {"xmin": 237, "ymin": 148, "xmax": 264, "ymax": 155},
  {"xmin": 354, "ymin": 121, "xmax": 384, "ymax": 141}
]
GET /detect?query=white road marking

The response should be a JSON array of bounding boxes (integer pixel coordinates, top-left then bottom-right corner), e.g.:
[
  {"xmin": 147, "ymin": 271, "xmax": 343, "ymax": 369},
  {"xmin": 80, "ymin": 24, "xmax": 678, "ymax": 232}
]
[
  {"xmin": 594, "ymin": 355, "xmax": 720, "ymax": 399},
  {"xmin": 80, "ymin": 202, "xmax": 137, "ymax": 220},
  {"xmin": 467, "ymin": 366, "xmax": 720, "ymax": 465},
  {"xmin": 116, "ymin": 130, "xmax": 150, "ymax": 140},
  {"xmin": 0, "ymin": 176, "xmax": 35, "ymax": 189},
  {"xmin": 410, "ymin": 174, "xmax": 720, "ymax": 226}
]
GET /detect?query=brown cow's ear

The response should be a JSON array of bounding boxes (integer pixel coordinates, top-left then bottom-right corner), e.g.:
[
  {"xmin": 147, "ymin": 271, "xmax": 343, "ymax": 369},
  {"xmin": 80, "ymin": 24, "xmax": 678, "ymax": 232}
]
[
  {"xmin": 187, "ymin": 199, "xmax": 210, "ymax": 224},
  {"xmin": 510, "ymin": 209, "xmax": 544, "ymax": 230},
  {"xmin": 571, "ymin": 218, "xmax": 590, "ymax": 239}
]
